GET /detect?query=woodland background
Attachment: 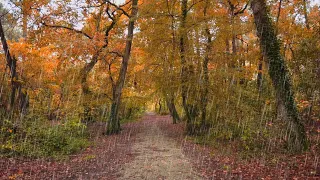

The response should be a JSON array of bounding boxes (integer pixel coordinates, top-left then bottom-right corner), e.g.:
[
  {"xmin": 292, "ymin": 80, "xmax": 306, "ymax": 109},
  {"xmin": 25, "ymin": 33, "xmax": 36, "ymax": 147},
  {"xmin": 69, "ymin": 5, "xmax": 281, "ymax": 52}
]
[{"xmin": 0, "ymin": 0, "xmax": 319, "ymax": 170}]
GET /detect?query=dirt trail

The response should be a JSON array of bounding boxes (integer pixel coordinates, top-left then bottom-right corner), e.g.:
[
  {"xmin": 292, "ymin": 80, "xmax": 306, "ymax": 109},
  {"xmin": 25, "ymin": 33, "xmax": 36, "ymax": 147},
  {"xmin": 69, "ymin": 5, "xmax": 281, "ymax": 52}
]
[{"xmin": 119, "ymin": 114, "xmax": 202, "ymax": 180}]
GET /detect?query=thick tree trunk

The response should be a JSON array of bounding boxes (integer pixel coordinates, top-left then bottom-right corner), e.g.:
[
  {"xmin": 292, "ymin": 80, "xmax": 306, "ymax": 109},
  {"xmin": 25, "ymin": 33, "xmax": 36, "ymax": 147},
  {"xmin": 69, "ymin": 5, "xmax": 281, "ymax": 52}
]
[
  {"xmin": 165, "ymin": 6, "xmax": 180, "ymax": 124},
  {"xmin": 0, "ymin": 19, "xmax": 19, "ymax": 113},
  {"xmin": 106, "ymin": 0, "xmax": 138, "ymax": 134},
  {"xmin": 179, "ymin": 0, "xmax": 198, "ymax": 135},
  {"xmin": 251, "ymin": 0, "xmax": 307, "ymax": 151},
  {"xmin": 179, "ymin": 0, "xmax": 189, "ymax": 120},
  {"xmin": 80, "ymin": 51, "xmax": 100, "ymax": 122},
  {"xmin": 165, "ymin": 96, "xmax": 180, "ymax": 124}
]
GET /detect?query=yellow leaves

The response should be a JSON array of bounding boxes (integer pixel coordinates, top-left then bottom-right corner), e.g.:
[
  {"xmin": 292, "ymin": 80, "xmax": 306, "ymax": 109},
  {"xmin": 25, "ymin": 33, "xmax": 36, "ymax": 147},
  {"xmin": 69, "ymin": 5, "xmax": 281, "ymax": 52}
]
[
  {"xmin": 8, "ymin": 169, "xmax": 23, "ymax": 180},
  {"xmin": 133, "ymin": 64, "xmax": 144, "ymax": 72},
  {"xmin": 265, "ymin": 100, "xmax": 271, "ymax": 105},
  {"xmin": 47, "ymin": 84, "xmax": 61, "ymax": 94},
  {"xmin": 297, "ymin": 100, "xmax": 310, "ymax": 109}
]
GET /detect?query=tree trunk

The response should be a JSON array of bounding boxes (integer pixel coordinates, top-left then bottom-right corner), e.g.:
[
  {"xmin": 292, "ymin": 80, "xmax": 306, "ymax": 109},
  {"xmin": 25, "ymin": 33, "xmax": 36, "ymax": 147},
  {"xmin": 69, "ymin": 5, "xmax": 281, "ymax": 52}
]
[
  {"xmin": 303, "ymin": 0, "xmax": 310, "ymax": 29},
  {"xmin": 0, "ymin": 19, "xmax": 18, "ymax": 113},
  {"xmin": 179, "ymin": 0, "xmax": 198, "ymax": 135},
  {"xmin": 80, "ymin": 6, "xmax": 118, "ymax": 122},
  {"xmin": 22, "ymin": 0, "xmax": 28, "ymax": 40},
  {"xmin": 257, "ymin": 55, "xmax": 263, "ymax": 93},
  {"xmin": 106, "ymin": 0, "xmax": 138, "ymax": 135},
  {"xmin": 165, "ymin": 5, "xmax": 180, "ymax": 124},
  {"xmin": 165, "ymin": 96, "xmax": 180, "ymax": 124},
  {"xmin": 251, "ymin": 0, "xmax": 307, "ymax": 151},
  {"xmin": 158, "ymin": 99, "xmax": 162, "ymax": 114},
  {"xmin": 200, "ymin": 0, "xmax": 212, "ymax": 132},
  {"xmin": 179, "ymin": 0, "xmax": 189, "ymax": 120},
  {"xmin": 80, "ymin": 51, "xmax": 100, "ymax": 122}
]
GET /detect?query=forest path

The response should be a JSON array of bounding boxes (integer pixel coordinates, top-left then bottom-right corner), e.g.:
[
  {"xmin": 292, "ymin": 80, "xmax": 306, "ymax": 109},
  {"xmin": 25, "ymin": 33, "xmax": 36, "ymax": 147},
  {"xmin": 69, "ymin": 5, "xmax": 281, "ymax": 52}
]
[
  {"xmin": 119, "ymin": 113, "xmax": 202, "ymax": 180},
  {"xmin": 2, "ymin": 114, "xmax": 319, "ymax": 179}
]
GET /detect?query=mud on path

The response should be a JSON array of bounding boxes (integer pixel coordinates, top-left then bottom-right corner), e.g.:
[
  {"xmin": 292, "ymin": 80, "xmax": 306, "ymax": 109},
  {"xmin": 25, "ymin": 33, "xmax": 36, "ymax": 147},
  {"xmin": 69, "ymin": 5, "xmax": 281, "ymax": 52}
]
[{"xmin": 119, "ymin": 114, "xmax": 202, "ymax": 180}]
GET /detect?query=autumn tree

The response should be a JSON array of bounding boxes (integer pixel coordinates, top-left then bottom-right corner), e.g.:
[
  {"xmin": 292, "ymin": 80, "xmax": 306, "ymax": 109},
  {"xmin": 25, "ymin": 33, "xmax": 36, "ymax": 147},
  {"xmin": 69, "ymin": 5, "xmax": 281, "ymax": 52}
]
[
  {"xmin": 106, "ymin": 0, "xmax": 139, "ymax": 134},
  {"xmin": 251, "ymin": 0, "xmax": 307, "ymax": 151}
]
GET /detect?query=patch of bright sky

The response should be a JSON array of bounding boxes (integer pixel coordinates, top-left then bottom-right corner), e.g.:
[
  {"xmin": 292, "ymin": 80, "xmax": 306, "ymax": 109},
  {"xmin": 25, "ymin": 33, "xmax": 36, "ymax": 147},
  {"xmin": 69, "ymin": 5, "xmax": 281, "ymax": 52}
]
[
  {"xmin": 114, "ymin": 0, "xmax": 125, "ymax": 5},
  {"xmin": 311, "ymin": 0, "xmax": 320, "ymax": 6}
]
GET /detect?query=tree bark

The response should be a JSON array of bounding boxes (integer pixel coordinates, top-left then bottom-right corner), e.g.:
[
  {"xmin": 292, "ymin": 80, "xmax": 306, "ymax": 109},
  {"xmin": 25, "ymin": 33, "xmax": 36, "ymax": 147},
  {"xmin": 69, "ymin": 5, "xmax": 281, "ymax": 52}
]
[
  {"xmin": 257, "ymin": 55, "xmax": 263, "ymax": 92},
  {"xmin": 0, "ymin": 19, "xmax": 18, "ymax": 112},
  {"xmin": 165, "ymin": 96, "xmax": 180, "ymax": 124},
  {"xmin": 302, "ymin": 0, "xmax": 310, "ymax": 29},
  {"xmin": 179, "ymin": 0, "xmax": 198, "ymax": 135},
  {"xmin": 80, "ymin": 51, "xmax": 100, "ymax": 122},
  {"xmin": 200, "ymin": 0, "xmax": 212, "ymax": 131},
  {"xmin": 106, "ymin": 0, "xmax": 138, "ymax": 134},
  {"xmin": 164, "ymin": 4, "xmax": 180, "ymax": 124},
  {"xmin": 22, "ymin": 0, "xmax": 28, "ymax": 40},
  {"xmin": 80, "ymin": 6, "xmax": 119, "ymax": 122},
  {"xmin": 251, "ymin": 0, "xmax": 307, "ymax": 151}
]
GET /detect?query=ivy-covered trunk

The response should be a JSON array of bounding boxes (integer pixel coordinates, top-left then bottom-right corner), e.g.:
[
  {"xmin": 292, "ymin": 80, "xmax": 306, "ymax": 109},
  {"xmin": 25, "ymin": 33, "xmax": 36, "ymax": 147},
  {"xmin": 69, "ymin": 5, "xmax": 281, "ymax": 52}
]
[
  {"xmin": 106, "ymin": 0, "xmax": 138, "ymax": 135},
  {"xmin": 251, "ymin": 0, "xmax": 307, "ymax": 151}
]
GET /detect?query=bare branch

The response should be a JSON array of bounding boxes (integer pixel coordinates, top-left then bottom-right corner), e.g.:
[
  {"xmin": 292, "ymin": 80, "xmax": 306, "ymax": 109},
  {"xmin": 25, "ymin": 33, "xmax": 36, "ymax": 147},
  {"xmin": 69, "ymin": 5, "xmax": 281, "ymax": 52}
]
[
  {"xmin": 234, "ymin": 0, "xmax": 251, "ymax": 16},
  {"xmin": 187, "ymin": 0, "xmax": 205, "ymax": 12},
  {"xmin": 104, "ymin": 0, "xmax": 131, "ymax": 17},
  {"xmin": 42, "ymin": 22, "xmax": 93, "ymax": 39},
  {"xmin": 109, "ymin": 51, "xmax": 124, "ymax": 57}
]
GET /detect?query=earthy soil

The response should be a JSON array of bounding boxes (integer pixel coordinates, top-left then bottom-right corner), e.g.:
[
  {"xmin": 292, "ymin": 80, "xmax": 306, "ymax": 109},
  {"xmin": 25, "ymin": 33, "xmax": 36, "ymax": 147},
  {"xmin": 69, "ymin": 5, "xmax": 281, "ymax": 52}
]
[{"xmin": 119, "ymin": 113, "xmax": 201, "ymax": 180}]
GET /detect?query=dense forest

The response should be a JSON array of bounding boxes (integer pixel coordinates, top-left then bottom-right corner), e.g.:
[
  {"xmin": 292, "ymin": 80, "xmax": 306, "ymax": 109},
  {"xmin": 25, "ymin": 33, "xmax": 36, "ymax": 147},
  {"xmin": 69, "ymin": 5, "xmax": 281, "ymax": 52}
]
[{"xmin": 0, "ymin": 0, "xmax": 320, "ymax": 179}]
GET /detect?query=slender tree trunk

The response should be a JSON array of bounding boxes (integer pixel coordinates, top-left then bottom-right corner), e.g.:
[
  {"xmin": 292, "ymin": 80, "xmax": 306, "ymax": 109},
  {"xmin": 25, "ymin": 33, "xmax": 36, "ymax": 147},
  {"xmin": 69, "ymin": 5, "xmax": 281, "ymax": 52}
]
[
  {"xmin": 303, "ymin": 0, "xmax": 310, "ymax": 29},
  {"xmin": 106, "ymin": 0, "xmax": 138, "ymax": 134},
  {"xmin": 251, "ymin": 0, "xmax": 307, "ymax": 151},
  {"xmin": 22, "ymin": 0, "xmax": 28, "ymax": 40},
  {"xmin": 257, "ymin": 55, "xmax": 263, "ymax": 93},
  {"xmin": 158, "ymin": 99, "xmax": 162, "ymax": 114},
  {"xmin": 200, "ymin": 0, "xmax": 212, "ymax": 131},
  {"xmin": 276, "ymin": 0, "xmax": 282, "ymax": 25}
]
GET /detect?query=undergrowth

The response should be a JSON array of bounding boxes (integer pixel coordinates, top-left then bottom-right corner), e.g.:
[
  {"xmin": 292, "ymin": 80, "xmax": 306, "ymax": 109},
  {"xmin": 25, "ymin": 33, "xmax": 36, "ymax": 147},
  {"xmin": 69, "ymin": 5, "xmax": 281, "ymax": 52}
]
[{"xmin": 0, "ymin": 115, "xmax": 89, "ymax": 159}]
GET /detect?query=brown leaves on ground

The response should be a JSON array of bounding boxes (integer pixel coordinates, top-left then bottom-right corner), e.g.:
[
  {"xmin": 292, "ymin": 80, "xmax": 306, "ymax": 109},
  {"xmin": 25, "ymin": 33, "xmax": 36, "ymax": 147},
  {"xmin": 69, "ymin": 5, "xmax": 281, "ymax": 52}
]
[
  {"xmin": 159, "ymin": 115, "xmax": 320, "ymax": 179},
  {"xmin": 1, "ymin": 115, "xmax": 319, "ymax": 179},
  {"xmin": 0, "ymin": 121, "xmax": 142, "ymax": 180}
]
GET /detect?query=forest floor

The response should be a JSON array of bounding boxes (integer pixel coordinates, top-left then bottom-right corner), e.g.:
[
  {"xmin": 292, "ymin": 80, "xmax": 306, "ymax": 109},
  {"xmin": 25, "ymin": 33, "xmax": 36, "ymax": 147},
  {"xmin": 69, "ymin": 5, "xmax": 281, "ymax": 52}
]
[{"xmin": 1, "ymin": 113, "xmax": 320, "ymax": 179}]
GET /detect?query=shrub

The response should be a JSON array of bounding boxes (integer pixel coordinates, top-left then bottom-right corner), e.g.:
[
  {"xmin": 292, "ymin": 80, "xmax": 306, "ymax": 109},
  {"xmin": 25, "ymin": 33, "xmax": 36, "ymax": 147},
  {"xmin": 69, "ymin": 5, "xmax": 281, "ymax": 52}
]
[{"xmin": 0, "ymin": 116, "xmax": 89, "ymax": 158}]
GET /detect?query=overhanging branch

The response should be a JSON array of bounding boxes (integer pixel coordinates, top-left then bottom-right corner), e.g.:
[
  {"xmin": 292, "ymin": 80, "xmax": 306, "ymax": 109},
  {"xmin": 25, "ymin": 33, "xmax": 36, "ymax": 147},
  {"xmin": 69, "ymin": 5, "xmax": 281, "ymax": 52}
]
[{"xmin": 42, "ymin": 22, "xmax": 93, "ymax": 39}]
